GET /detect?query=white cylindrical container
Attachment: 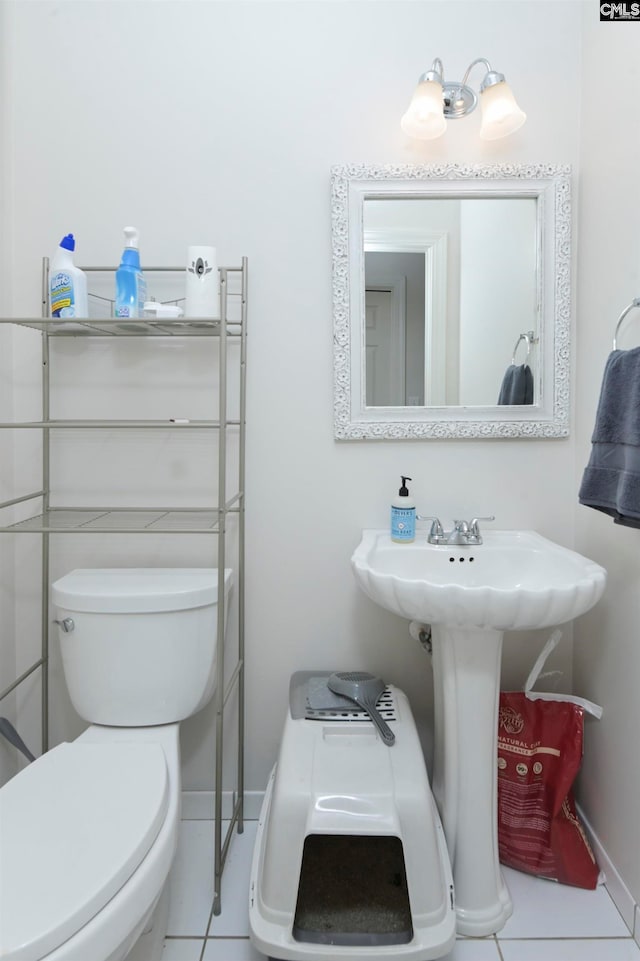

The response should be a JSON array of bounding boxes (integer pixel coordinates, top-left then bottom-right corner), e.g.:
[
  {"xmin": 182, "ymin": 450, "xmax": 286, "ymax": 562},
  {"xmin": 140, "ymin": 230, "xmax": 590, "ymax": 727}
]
[{"xmin": 185, "ymin": 245, "xmax": 218, "ymax": 318}]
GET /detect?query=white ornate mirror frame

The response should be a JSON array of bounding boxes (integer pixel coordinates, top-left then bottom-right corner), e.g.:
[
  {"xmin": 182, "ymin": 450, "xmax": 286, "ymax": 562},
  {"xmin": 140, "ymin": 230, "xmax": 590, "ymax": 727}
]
[{"xmin": 331, "ymin": 163, "xmax": 571, "ymax": 440}]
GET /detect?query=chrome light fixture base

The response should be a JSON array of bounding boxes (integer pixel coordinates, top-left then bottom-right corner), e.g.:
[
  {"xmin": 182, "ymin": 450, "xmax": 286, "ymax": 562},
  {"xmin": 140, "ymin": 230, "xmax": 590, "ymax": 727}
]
[{"xmin": 441, "ymin": 83, "xmax": 477, "ymax": 119}]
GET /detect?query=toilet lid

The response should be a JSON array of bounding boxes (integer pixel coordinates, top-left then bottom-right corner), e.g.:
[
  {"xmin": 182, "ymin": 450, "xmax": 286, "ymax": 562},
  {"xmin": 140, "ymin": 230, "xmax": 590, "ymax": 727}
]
[{"xmin": 0, "ymin": 741, "xmax": 169, "ymax": 961}]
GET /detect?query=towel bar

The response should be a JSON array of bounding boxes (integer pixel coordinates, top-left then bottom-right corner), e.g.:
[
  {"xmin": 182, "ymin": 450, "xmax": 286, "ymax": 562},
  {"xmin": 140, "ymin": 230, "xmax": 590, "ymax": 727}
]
[
  {"xmin": 612, "ymin": 298, "xmax": 640, "ymax": 349},
  {"xmin": 511, "ymin": 330, "xmax": 537, "ymax": 365}
]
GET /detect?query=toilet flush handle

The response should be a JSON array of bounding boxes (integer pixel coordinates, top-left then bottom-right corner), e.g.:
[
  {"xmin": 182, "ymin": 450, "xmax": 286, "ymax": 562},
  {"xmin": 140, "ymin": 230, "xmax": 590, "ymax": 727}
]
[{"xmin": 54, "ymin": 617, "xmax": 75, "ymax": 633}]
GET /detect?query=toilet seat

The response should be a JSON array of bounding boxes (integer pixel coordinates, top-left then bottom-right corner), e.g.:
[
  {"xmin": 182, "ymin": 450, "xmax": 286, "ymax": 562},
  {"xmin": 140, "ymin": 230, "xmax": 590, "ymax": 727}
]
[{"xmin": 0, "ymin": 741, "xmax": 169, "ymax": 961}]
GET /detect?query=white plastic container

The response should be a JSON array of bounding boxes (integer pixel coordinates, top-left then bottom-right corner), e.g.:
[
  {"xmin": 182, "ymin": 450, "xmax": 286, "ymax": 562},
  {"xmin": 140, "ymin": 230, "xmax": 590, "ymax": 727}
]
[
  {"xmin": 49, "ymin": 233, "xmax": 89, "ymax": 319},
  {"xmin": 185, "ymin": 245, "xmax": 218, "ymax": 318},
  {"xmin": 143, "ymin": 302, "xmax": 184, "ymax": 319},
  {"xmin": 249, "ymin": 673, "xmax": 456, "ymax": 961}
]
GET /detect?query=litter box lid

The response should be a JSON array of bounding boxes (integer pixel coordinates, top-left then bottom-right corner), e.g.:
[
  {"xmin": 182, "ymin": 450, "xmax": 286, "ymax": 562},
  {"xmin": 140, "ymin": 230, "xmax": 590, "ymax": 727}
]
[
  {"xmin": 51, "ymin": 567, "xmax": 232, "ymax": 613},
  {"xmin": 0, "ymin": 740, "xmax": 168, "ymax": 961}
]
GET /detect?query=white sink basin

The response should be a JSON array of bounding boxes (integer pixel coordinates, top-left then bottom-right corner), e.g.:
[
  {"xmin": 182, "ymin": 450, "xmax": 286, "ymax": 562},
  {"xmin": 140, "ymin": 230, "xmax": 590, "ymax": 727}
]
[{"xmin": 351, "ymin": 529, "xmax": 606, "ymax": 631}]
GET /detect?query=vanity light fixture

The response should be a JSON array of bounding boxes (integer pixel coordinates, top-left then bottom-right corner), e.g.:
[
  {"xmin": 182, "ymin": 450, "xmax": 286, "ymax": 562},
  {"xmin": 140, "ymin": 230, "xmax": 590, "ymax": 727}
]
[{"xmin": 401, "ymin": 57, "xmax": 526, "ymax": 141}]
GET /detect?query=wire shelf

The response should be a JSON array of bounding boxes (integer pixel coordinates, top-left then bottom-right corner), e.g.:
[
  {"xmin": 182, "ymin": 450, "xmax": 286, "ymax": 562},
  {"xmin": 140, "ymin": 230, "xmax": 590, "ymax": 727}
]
[
  {"xmin": 0, "ymin": 419, "xmax": 235, "ymax": 430},
  {"xmin": 0, "ymin": 508, "xmax": 226, "ymax": 534},
  {"xmin": 0, "ymin": 316, "xmax": 243, "ymax": 336}
]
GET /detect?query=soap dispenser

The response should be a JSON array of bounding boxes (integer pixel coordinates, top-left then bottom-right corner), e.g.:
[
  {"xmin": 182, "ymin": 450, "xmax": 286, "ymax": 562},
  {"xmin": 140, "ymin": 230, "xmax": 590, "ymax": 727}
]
[{"xmin": 391, "ymin": 476, "xmax": 416, "ymax": 543}]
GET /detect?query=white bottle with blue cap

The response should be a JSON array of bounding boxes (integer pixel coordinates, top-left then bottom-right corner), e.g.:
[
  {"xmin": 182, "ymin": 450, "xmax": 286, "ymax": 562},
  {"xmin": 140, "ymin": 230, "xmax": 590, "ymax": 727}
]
[{"xmin": 49, "ymin": 233, "xmax": 88, "ymax": 319}]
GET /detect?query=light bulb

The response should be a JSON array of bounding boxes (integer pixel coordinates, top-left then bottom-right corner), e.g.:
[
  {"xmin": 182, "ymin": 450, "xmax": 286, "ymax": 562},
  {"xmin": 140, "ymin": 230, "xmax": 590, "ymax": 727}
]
[
  {"xmin": 479, "ymin": 80, "xmax": 526, "ymax": 140},
  {"xmin": 400, "ymin": 80, "xmax": 446, "ymax": 141}
]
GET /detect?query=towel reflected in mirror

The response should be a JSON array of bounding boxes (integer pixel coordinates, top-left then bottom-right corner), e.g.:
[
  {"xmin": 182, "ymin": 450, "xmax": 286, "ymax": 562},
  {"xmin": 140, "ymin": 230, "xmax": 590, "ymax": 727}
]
[{"xmin": 497, "ymin": 363, "xmax": 534, "ymax": 405}]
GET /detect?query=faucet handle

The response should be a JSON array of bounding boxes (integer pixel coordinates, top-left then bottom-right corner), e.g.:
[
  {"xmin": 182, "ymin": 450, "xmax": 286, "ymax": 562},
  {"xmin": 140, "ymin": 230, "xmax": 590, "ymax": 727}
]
[
  {"xmin": 416, "ymin": 515, "xmax": 444, "ymax": 539},
  {"xmin": 469, "ymin": 515, "xmax": 495, "ymax": 535}
]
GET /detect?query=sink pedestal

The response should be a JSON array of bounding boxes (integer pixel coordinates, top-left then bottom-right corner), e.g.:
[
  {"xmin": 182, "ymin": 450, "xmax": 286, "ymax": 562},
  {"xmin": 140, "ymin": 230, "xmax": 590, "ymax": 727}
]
[{"xmin": 430, "ymin": 625, "xmax": 513, "ymax": 936}]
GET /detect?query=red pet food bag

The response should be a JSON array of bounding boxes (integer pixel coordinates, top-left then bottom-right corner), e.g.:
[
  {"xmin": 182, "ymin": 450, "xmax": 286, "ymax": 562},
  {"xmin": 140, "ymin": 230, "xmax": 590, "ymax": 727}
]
[{"xmin": 497, "ymin": 631, "xmax": 601, "ymax": 889}]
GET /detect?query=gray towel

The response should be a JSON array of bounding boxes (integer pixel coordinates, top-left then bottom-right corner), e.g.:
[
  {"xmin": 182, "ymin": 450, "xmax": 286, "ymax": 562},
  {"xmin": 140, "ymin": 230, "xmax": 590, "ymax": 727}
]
[
  {"xmin": 497, "ymin": 364, "xmax": 534, "ymax": 405},
  {"xmin": 579, "ymin": 347, "xmax": 640, "ymax": 528}
]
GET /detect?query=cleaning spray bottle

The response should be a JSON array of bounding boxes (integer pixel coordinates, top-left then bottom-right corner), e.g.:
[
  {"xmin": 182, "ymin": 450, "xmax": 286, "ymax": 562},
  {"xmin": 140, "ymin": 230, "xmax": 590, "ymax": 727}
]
[
  {"xmin": 49, "ymin": 233, "xmax": 88, "ymax": 318},
  {"xmin": 115, "ymin": 226, "xmax": 147, "ymax": 318},
  {"xmin": 391, "ymin": 476, "xmax": 416, "ymax": 543}
]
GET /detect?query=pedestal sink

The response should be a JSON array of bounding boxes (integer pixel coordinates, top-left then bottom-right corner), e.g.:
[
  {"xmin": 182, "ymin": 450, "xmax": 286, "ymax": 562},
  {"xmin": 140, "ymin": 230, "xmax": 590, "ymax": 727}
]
[{"xmin": 351, "ymin": 529, "xmax": 606, "ymax": 937}]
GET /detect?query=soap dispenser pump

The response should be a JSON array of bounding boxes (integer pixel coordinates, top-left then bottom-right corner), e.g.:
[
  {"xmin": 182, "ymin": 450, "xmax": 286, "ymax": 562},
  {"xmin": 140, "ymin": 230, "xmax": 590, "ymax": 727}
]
[{"xmin": 391, "ymin": 476, "xmax": 416, "ymax": 543}]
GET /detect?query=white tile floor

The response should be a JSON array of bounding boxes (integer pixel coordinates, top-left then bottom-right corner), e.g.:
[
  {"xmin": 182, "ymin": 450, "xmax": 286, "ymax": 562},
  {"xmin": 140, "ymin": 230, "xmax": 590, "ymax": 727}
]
[{"xmin": 162, "ymin": 818, "xmax": 640, "ymax": 961}]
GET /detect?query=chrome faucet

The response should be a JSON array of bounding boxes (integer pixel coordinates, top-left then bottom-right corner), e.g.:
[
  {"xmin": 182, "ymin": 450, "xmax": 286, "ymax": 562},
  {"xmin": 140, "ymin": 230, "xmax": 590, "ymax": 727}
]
[{"xmin": 419, "ymin": 515, "xmax": 495, "ymax": 546}]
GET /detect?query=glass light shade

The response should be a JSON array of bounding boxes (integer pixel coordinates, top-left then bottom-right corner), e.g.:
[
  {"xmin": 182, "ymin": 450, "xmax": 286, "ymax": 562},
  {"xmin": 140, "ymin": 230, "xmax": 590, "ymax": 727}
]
[
  {"xmin": 400, "ymin": 80, "xmax": 446, "ymax": 140},
  {"xmin": 479, "ymin": 81, "xmax": 526, "ymax": 140}
]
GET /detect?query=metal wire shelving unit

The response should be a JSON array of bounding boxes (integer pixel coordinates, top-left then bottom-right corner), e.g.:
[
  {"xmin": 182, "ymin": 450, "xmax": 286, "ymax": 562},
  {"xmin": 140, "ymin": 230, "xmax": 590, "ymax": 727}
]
[{"xmin": 0, "ymin": 256, "xmax": 248, "ymax": 916}]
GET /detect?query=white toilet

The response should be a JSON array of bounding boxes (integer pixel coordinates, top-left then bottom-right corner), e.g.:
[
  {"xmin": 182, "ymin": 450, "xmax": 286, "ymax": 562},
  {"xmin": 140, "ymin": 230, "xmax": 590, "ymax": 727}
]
[{"xmin": 0, "ymin": 567, "xmax": 232, "ymax": 961}]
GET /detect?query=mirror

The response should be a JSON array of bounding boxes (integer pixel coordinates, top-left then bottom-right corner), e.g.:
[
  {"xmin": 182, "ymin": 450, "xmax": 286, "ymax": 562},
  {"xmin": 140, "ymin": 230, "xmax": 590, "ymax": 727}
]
[{"xmin": 331, "ymin": 163, "xmax": 571, "ymax": 439}]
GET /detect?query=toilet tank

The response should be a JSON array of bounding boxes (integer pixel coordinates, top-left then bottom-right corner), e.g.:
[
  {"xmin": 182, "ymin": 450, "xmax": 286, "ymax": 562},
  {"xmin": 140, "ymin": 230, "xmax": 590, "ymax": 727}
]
[{"xmin": 51, "ymin": 568, "xmax": 233, "ymax": 726}]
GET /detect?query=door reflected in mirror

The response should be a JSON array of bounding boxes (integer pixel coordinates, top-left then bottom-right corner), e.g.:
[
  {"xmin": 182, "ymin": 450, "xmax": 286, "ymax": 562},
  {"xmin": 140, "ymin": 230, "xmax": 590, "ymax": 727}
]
[{"xmin": 364, "ymin": 198, "xmax": 538, "ymax": 408}]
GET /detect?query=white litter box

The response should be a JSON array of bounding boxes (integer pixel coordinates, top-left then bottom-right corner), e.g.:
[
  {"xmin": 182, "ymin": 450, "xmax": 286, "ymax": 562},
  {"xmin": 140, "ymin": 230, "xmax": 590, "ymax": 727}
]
[{"xmin": 249, "ymin": 672, "xmax": 455, "ymax": 961}]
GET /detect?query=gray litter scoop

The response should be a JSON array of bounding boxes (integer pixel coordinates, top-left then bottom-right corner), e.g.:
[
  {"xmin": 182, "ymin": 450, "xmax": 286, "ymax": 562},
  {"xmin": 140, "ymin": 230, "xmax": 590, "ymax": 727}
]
[{"xmin": 327, "ymin": 671, "xmax": 395, "ymax": 746}]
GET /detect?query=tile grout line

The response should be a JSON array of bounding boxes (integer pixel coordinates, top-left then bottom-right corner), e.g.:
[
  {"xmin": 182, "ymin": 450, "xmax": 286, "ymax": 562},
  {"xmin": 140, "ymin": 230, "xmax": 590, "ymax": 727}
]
[
  {"xmin": 164, "ymin": 935, "xmax": 208, "ymax": 940},
  {"xmin": 498, "ymin": 935, "xmax": 638, "ymax": 940}
]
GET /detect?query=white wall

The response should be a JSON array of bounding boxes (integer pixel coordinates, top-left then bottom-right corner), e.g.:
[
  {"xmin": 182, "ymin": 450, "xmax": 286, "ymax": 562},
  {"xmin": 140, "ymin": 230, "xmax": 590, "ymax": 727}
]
[
  {"xmin": 459, "ymin": 200, "xmax": 537, "ymax": 406},
  {"xmin": 574, "ymin": 11, "xmax": 640, "ymax": 907},
  {"xmin": 1, "ymin": 0, "xmax": 583, "ymax": 798}
]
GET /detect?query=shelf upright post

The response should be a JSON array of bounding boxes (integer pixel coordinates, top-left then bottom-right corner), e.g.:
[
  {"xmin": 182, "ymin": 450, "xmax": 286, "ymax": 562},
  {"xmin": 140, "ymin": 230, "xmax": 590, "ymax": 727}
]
[
  {"xmin": 213, "ymin": 266, "xmax": 228, "ymax": 917},
  {"xmin": 237, "ymin": 257, "xmax": 248, "ymax": 831},
  {"xmin": 40, "ymin": 258, "xmax": 50, "ymax": 752}
]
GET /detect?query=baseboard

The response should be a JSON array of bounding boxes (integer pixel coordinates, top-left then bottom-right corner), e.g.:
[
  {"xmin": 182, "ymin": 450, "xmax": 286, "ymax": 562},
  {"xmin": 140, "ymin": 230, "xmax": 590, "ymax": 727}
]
[
  {"xmin": 577, "ymin": 802, "xmax": 639, "ymax": 938},
  {"xmin": 181, "ymin": 789, "xmax": 265, "ymax": 822}
]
